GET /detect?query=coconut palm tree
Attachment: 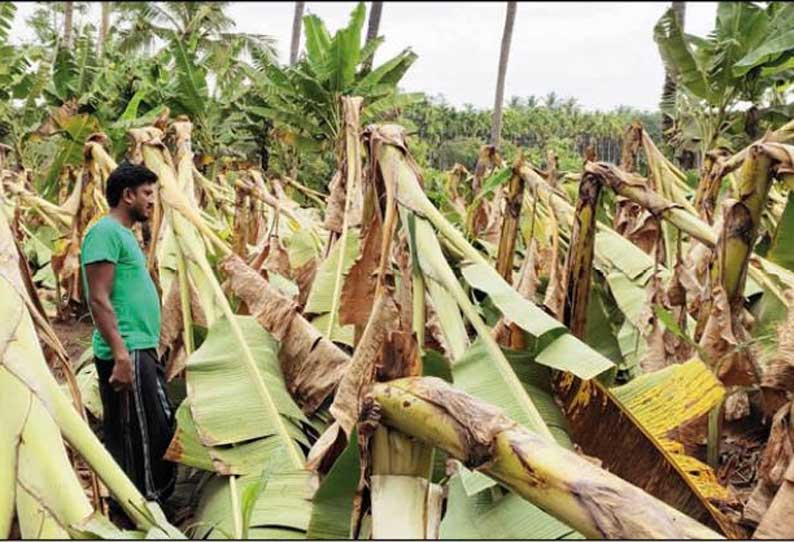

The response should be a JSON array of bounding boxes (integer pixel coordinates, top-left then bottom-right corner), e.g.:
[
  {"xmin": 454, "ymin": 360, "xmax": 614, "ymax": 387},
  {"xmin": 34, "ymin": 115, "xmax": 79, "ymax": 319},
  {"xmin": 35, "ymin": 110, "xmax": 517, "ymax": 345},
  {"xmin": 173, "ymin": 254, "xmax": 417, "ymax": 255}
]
[
  {"xmin": 361, "ymin": 1, "xmax": 383, "ymax": 72},
  {"xmin": 97, "ymin": 1, "xmax": 110, "ymax": 55},
  {"xmin": 490, "ymin": 1, "xmax": 516, "ymax": 147},
  {"xmin": 114, "ymin": 2, "xmax": 276, "ymax": 61},
  {"xmin": 26, "ymin": 2, "xmax": 90, "ymax": 47},
  {"xmin": 63, "ymin": 1, "xmax": 74, "ymax": 49},
  {"xmin": 660, "ymin": 2, "xmax": 685, "ymax": 144},
  {"xmin": 290, "ymin": 1, "xmax": 305, "ymax": 66}
]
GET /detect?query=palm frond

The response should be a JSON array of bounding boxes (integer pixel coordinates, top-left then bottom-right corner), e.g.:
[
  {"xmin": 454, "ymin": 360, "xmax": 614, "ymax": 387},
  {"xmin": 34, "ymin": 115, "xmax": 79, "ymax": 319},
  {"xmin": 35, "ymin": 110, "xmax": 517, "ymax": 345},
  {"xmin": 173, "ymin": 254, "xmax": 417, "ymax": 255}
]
[{"xmin": 0, "ymin": 1, "xmax": 16, "ymax": 44}]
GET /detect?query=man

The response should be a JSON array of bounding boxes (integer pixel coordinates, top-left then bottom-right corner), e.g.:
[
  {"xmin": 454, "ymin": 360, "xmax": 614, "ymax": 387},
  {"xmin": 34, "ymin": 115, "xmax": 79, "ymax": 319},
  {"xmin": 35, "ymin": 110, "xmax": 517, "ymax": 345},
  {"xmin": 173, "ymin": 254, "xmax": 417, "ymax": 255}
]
[{"xmin": 80, "ymin": 162, "xmax": 175, "ymax": 506}]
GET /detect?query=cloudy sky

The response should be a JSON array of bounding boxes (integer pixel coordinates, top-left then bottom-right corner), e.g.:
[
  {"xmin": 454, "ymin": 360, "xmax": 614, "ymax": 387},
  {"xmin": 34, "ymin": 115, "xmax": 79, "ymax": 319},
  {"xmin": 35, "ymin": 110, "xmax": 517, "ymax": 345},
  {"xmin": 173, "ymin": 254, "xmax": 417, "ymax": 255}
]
[{"xmin": 10, "ymin": 2, "xmax": 718, "ymax": 112}]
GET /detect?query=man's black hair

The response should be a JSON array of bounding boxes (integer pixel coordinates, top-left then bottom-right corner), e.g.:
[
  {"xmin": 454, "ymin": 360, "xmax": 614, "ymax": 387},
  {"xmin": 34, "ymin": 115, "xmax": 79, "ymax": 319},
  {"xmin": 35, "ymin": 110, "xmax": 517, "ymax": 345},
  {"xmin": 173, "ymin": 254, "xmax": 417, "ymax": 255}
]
[{"xmin": 105, "ymin": 162, "xmax": 158, "ymax": 207}]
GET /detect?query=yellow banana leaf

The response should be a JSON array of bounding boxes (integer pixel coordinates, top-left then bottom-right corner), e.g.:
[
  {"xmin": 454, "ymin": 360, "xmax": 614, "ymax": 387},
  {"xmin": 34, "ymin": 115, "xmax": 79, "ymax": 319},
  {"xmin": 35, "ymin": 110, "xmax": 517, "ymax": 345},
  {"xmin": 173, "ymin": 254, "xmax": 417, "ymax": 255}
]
[{"xmin": 556, "ymin": 358, "xmax": 741, "ymax": 537}]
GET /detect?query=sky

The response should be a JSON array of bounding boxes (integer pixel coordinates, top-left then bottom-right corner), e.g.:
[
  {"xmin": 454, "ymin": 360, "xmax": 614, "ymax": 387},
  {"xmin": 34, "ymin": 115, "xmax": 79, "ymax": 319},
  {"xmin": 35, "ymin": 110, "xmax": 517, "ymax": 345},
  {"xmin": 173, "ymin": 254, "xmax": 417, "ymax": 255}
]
[{"xmin": 9, "ymin": 2, "xmax": 719, "ymax": 112}]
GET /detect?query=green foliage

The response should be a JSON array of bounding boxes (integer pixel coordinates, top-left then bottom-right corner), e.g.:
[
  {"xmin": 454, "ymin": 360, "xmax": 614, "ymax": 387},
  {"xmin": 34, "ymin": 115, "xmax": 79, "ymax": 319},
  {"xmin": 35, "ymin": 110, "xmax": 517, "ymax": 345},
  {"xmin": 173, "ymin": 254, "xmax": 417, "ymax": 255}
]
[
  {"xmin": 767, "ymin": 192, "xmax": 794, "ymax": 272},
  {"xmin": 402, "ymin": 93, "xmax": 661, "ymax": 171},
  {"xmin": 247, "ymin": 2, "xmax": 418, "ymax": 190},
  {"xmin": 0, "ymin": 1, "xmax": 15, "ymax": 44},
  {"xmin": 654, "ymin": 2, "xmax": 794, "ymax": 157},
  {"xmin": 25, "ymin": 2, "xmax": 92, "ymax": 46},
  {"xmin": 1, "ymin": 1, "xmax": 279, "ymax": 185},
  {"xmin": 113, "ymin": 2, "xmax": 276, "ymax": 61}
]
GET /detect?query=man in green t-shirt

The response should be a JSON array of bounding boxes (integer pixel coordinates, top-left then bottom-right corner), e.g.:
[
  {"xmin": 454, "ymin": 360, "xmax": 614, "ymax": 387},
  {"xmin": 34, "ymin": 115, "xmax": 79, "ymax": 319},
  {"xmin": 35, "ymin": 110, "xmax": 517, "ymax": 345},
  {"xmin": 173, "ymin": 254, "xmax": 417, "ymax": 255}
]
[{"xmin": 81, "ymin": 162, "xmax": 175, "ymax": 507}]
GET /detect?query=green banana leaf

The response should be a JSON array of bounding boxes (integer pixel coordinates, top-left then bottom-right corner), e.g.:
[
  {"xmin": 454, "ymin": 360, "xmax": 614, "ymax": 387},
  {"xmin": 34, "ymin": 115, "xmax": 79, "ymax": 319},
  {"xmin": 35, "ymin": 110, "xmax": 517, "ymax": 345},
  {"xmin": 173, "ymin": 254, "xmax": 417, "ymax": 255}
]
[
  {"xmin": 767, "ymin": 192, "xmax": 794, "ymax": 272},
  {"xmin": 306, "ymin": 434, "xmax": 361, "ymax": 539},
  {"xmin": 304, "ymin": 233, "xmax": 360, "ymax": 315},
  {"xmin": 440, "ymin": 474, "xmax": 582, "ymax": 540},
  {"xmin": 191, "ymin": 470, "xmax": 314, "ymax": 539},
  {"xmin": 186, "ymin": 315, "xmax": 308, "ymax": 448}
]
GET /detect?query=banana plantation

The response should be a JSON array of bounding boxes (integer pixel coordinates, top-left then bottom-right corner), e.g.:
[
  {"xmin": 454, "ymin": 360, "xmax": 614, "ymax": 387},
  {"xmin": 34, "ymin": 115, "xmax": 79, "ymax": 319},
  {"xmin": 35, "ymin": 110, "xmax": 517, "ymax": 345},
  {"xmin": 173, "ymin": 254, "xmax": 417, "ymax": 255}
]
[{"xmin": 2, "ymin": 1, "xmax": 794, "ymax": 540}]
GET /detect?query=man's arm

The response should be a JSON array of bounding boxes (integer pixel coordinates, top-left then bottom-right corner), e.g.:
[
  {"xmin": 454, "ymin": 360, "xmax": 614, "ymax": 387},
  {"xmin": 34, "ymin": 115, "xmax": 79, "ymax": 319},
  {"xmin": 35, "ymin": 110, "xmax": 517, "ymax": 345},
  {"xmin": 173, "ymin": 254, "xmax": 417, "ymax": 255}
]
[{"xmin": 85, "ymin": 261, "xmax": 133, "ymax": 391}]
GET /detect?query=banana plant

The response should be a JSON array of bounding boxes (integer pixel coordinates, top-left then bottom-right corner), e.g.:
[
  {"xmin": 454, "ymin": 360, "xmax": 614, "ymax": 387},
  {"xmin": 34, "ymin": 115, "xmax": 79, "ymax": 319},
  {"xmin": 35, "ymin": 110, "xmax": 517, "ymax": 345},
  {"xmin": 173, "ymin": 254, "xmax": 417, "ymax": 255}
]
[
  {"xmin": 655, "ymin": 2, "xmax": 794, "ymax": 159},
  {"xmin": 246, "ymin": 2, "xmax": 419, "ymax": 189}
]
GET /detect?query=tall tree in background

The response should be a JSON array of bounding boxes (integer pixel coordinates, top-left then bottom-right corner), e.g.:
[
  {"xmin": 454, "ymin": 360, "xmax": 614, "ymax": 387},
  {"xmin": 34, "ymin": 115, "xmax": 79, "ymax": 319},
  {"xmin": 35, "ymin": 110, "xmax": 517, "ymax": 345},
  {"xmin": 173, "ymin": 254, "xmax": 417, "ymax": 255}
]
[
  {"xmin": 63, "ymin": 0, "xmax": 74, "ymax": 49},
  {"xmin": 290, "ymin": 1, "xmax": 305, "ymax": 65},
  {"xmin": 98, "ymin": 2, "xmax": 110, "ymax": 55},
  {"xmin": 361, "ymin": 1, "xmax": 383, "ymax": 72},
  {"xmin": 490, "ymin": 1, "xmax": 516, "ymax": 146},
  {"xmin": 659, "ymin": 1, "xmax": 685, "ymax": 143},
  {"xmin": 114, "ymin": 2, "xmax": 275, "ymax": 60}
]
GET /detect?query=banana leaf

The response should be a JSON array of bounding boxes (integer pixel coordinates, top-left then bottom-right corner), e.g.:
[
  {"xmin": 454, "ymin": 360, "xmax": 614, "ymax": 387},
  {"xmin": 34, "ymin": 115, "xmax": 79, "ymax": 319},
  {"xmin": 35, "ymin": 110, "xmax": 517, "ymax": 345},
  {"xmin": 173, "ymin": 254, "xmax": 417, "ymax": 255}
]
[
  {"xmin": 71, "ymin": 361, "xmax": 103, "ymax": 420},
  {"xmin": 374, "ymin": 131, "xmax": 614, "ymax": 381},
  {"xmin": 654, "ymin": 7, "xmax": 712, "ymax": 101},
  {"xmin": 304, "ymin": 229, "xmax": 359, "ymax": 315},
  {"xmin": 556, "ymin": 358, "xmax": 741, "ymax": 536},
  {"xmin": 306, "ymin": 435, "xmax": 360, "ymax": 539},
  {"xmin": 767, "ymin": 192, "xmax": 794, "ymax": 272},
  {"xmin": 191, "ymin": 470, "xmax": 314, "ymax": 539},
  {"xmin": 166, "ymin": 399, "xmax": 297, "ymax": 476},
  {"xmin": 440, "ymin": 473, "xmax": 581, "ymax": 540},
  {"xmin": 185, "ymin": 315, "xmax": 308, "ymax": 450}
]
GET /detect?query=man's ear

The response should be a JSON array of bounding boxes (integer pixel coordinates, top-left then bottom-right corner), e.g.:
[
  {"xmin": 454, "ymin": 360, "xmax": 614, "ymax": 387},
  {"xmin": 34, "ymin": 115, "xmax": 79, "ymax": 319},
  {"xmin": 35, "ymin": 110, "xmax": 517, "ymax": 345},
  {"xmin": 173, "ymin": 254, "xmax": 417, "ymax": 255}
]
[{"xmin": 120, "ymin": 186, "xmax": 133, "ymax": 204}]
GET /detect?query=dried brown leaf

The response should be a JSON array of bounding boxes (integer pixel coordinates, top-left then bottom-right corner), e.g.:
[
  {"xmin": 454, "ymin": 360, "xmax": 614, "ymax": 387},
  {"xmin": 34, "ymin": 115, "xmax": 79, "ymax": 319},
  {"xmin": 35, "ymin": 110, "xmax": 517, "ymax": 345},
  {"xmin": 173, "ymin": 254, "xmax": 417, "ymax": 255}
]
[
  {"xmin": 699, "ymin": 286, "xmax": 758, "ymax": 388},
  {"xmin": 761, "ymin": 292, "xmax": 794, "ymax": 417},
  {"xmin": 158, "ymin": 274, "xmax": 208, "ymax": 380},
  {"xmin": 753, "ymin": 467, "xmax": 794, "ymax": 539},
  {"xmin": 543, "ymin": 218, "xmax": 565, "ymax": 320},
  {"xmin": 263, "ymin": 237, "xmax": 292, "ymax": 278},
  {"xmin": 221, "ymin": 254, "xmax": 350, "ymax": 414},
  {"xmin": 425, "ymin": 302, "xmax": 453, "ymax": 359},
  {"xmin": 378, "ymin": 330, "xmax": 420, "ymax": 382},
  {"xmin": 330, "ymin": 292, "xmax": 400, "ymax": 435},
  {"xmin": 394, "ymin": 234, "xmax": 413, "ymax": 329},
  {"xmin": 638, "ymin": 275, "xmax": 671, "ymax": 373},
  {"xmin": 514, "ymin": 240, "xmax": 540, "ymax": 301},
  {"xmin": 323, "ymin": 171, "xmax": 345, "ymax": 235},
  {"xmin": 745, "ymin": 402, "xmax": 794, "ymax": 531},
  {"xmin": 294, "ymin": 257, "xmax": 318, "ymax": 309},
  {"xmin": 339, "ymin": 214, "xmax": 382, "ymax": 327},
  {"xmin": 306, "ymin": 421, "xmax": 347, "ymax": 474}
]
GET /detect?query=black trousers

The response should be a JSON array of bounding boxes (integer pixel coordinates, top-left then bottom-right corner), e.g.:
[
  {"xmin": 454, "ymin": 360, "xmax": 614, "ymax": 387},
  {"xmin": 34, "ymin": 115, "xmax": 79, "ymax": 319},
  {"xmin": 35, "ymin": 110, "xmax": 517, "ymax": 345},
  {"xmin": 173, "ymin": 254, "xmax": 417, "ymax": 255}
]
[{"xmin": 96, "ymin": 349, "xmax": 176, "ymax": 504}]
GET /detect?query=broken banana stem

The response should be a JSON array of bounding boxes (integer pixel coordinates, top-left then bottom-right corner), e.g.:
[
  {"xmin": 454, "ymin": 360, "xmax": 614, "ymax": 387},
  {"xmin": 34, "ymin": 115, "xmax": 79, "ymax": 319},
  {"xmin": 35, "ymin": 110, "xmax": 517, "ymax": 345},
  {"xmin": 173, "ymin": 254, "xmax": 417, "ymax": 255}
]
[
  {"xmin": 715, "ymin": 144, "xmax": 776, "ymax": 305},
  {"xmin": 585, "ymin": 162, "xmax": 718, "ymax": 248},
  {"xmin": 371, "ymin": 377, "xmax": 723, "ymax": 540},
  {"xmin": 715, "ymin": 119, "xmax": 794, "ymax": 179},
  {"xmin": 495, "ymin": 165, "xmax": 526, "ymax": 282},
  {"xmin": 232, "ymin": 177, "xmax": 302, "ymax": 227},
  {"xmin": 562, "ymin": 168, "xmax": 602, "ymax": 338}
]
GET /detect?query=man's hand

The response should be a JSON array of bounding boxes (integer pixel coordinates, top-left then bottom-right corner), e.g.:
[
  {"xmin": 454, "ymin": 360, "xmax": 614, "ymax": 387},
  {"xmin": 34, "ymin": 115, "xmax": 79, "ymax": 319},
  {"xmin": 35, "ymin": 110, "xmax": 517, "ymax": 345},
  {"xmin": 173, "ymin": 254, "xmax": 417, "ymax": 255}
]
[{"xmin": 109, "ymin": 350, "xmax": 133, "ymax": 391}]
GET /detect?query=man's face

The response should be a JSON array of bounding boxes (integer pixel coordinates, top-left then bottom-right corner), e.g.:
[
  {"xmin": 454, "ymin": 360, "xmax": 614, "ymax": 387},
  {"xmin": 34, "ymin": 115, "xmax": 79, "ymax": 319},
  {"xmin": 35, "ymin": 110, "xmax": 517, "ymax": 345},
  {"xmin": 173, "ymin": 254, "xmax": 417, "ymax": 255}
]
[{"xmin": 125, "ymin": 183, "xmax": 156, "ymax": 222}]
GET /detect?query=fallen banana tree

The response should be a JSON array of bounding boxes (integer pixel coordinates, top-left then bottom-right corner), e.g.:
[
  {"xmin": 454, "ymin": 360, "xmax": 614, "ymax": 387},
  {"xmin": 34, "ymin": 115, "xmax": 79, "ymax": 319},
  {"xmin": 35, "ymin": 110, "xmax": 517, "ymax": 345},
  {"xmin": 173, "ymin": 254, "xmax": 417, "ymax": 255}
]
[
  {"xmin": 360, "ymin": 124, "xmax": 744, "ymax": 536},
  {"xmin": 519, "ymin": 157, "xmax": 741, "ymax": 535},
  {"xmin": 10, "ymin": 100, "xmax": 794, "ymax": 540},
  {"xmin": 370, "ymin": 377, "xmax": 722, "ymax": 540}
]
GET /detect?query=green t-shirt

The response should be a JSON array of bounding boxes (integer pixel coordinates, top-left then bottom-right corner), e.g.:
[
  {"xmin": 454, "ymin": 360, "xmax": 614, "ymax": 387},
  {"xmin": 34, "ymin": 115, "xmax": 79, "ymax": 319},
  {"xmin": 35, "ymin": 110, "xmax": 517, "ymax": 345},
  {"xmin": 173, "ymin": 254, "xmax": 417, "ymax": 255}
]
[{"xmin": 80, "ymin": 215, "xmax": 161, "ymax": 360}]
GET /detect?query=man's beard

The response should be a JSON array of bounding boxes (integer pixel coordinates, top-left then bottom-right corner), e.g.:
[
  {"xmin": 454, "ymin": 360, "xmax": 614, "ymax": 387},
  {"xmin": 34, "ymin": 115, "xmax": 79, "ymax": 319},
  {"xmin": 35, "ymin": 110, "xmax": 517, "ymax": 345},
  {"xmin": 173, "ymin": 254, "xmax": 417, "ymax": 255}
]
[{"xmin": 131, "ymin": 206, "xmax": 150, "ymax": 222}]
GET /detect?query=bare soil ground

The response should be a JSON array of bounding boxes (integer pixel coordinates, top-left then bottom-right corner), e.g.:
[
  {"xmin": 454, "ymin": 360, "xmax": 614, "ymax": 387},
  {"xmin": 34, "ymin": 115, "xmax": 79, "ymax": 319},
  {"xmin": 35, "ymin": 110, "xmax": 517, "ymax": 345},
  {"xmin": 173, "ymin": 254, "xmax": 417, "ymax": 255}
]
[{"xmin": 52, "ymin": 316, "xmax": 94, "ymax": 364}]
